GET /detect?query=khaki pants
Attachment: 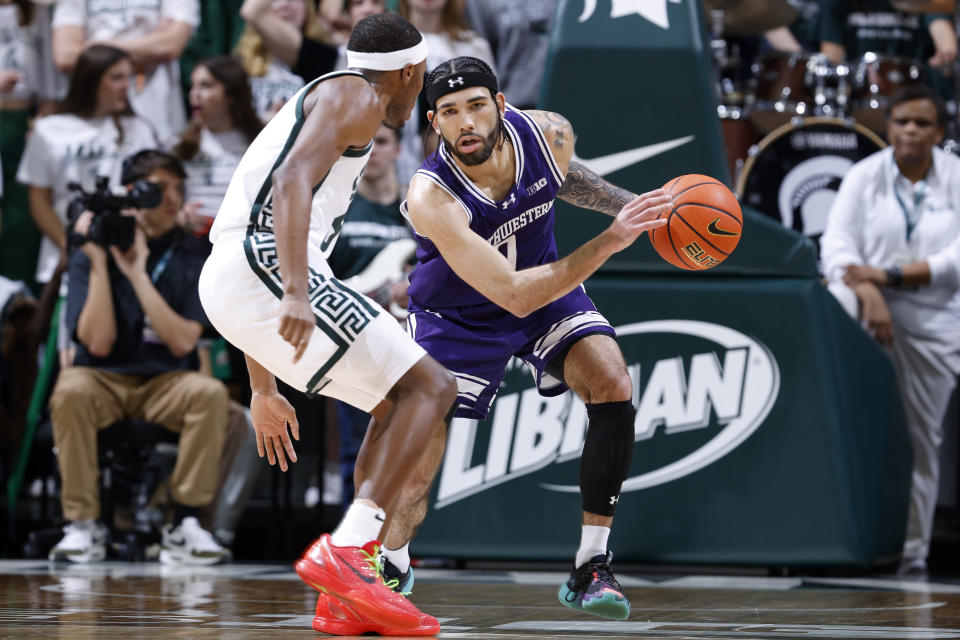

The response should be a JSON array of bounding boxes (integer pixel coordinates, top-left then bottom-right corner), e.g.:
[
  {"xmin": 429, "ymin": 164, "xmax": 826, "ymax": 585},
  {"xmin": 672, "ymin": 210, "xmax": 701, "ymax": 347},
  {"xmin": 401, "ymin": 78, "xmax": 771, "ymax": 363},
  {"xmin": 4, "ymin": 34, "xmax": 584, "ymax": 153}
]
[{"xmin": 50, "ymin": 367, "xmax": 229, "ymax": 522}]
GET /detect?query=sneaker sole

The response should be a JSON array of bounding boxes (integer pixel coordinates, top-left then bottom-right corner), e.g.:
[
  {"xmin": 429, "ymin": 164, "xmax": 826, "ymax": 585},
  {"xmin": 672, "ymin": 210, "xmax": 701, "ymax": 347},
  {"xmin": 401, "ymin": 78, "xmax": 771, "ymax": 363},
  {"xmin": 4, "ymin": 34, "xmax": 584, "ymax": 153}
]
[
  {"xmin": 295, "ymin": 556, "xmax": 430, "ymax": 631},
  {"xmin": 159, "ymin": 550, "xmax": 229, "ymax": 566},
  {"xmin": 313, "ymin": 592, "xmax": 438, "ymax": 636},
  {"xmin": 557, "ymin": 583, "xmax": 631, "ymax": 621},
  {"xmin": 48, "ymin": 548, "xmax": 106, "ymax": 564}
]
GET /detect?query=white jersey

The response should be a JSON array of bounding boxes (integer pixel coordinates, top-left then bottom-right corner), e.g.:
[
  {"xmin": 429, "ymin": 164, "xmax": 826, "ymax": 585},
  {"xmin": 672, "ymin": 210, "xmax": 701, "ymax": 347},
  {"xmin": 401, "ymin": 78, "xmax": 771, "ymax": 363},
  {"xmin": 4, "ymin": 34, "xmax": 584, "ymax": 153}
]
[{"xmin": 210, "ymin": 71, "xmax": 373, "ymax": 260}]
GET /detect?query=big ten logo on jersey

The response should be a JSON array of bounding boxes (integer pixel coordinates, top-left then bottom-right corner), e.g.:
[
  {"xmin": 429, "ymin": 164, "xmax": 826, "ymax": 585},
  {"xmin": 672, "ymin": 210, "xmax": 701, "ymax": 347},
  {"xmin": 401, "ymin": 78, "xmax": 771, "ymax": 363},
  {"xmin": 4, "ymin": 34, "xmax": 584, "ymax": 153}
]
[
  {"xmin": 526, "ymin": 177, "xmax": 548, "ymax": 197},
  {"xmin": 682, "ymin": 241, "xmax": 722, "ymax": 268},
  {"xmin": 434, "ymin": 320, "xmax": 779, "ymax": 508}
]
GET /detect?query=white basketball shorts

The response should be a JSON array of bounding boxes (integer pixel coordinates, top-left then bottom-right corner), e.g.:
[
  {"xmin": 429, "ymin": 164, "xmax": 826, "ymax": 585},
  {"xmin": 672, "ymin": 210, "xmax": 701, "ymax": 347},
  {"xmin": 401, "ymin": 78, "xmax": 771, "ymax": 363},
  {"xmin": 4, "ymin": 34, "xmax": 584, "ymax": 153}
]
[{"xmin": 199, "ymin": 229, "xmax": 426, "ymax": 412}]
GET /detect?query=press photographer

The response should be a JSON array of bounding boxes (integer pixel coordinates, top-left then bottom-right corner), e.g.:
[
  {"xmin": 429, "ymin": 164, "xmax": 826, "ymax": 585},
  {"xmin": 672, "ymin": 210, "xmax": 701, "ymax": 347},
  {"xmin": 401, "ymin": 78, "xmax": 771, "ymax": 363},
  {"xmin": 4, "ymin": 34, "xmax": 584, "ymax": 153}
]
[{"xmin": 47, "ymin": 149, "xmax": 230, "ymax": 566}]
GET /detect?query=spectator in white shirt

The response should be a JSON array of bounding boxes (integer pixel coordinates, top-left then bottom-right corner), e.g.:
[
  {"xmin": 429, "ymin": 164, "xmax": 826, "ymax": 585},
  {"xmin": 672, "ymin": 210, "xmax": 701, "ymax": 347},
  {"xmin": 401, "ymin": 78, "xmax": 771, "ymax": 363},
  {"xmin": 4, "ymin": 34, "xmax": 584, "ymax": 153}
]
[
  {"xmin": 16, "ymin": 45, "xmax": 157, "ymax": 285},
  {"xmin": 170, "ymin": 56, "xmax": 263, "ymax": 238},
  {"xmin": 820, "ymin": 84, "xmax": 960, "ymax": 577},
  {"xmin": 51, "ymin": 0, "xmax": 200, "ymax": 141},
  {"xmin": 235, "ymin": 0, "xmax": 327, "ymax": 122}
]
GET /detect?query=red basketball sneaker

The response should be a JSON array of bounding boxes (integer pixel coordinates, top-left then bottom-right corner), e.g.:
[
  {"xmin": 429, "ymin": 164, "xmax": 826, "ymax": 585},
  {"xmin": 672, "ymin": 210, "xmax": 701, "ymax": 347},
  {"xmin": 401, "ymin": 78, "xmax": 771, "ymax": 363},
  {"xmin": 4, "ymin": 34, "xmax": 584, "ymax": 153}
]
[
  {"xmin": 295, "ymin": 534, "xmax": 436, "ymax": 631},
  {"xmin": 312, "ymin": 591, "xmax": 440, "ymax": 636}
]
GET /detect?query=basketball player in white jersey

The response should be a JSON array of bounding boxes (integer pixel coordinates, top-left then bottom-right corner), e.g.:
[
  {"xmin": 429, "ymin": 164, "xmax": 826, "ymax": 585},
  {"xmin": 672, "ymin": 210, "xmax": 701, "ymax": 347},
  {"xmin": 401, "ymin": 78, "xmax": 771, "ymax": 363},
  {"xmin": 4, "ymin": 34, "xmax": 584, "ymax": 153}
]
[{"xmin": 198, "ymin": 13, "xmax": 455, "ymax": 636}]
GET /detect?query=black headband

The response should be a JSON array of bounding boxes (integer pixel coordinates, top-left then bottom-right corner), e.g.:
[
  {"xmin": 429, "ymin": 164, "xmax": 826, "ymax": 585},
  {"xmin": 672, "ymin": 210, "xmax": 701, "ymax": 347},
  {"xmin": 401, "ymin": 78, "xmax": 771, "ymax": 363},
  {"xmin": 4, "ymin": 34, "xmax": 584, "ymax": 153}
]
[{"xmin": 426, "ymin": 71, "xmax": 499, "ymax": 109}]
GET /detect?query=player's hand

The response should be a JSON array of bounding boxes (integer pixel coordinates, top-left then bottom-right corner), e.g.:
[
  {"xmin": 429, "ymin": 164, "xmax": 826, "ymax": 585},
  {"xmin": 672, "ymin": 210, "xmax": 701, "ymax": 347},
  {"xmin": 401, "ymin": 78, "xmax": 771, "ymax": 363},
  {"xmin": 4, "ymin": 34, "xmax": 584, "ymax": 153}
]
[
  {"xmin": 607, "ymin": 189, "xmax": 671, "ymax": 251},
  {"xmin": 250, "ymin": 390, "xmax": 300, "ymax": 471},
  {"xmin": 278, "ymin": 293, "xmax": 314, "ymax": 363}
]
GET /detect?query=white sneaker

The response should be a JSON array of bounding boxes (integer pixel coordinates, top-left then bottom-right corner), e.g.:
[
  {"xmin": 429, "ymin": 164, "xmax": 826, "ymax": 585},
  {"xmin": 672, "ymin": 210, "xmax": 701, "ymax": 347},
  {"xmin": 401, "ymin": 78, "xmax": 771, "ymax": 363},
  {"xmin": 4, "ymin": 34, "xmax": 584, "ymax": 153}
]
[
  {"xmin": 48, "ymin": 520, "xmax": 107, "ymax": 563},
  {"xmin": 160, "ymin": 516, "xmax": 231, "ymax": 566}
]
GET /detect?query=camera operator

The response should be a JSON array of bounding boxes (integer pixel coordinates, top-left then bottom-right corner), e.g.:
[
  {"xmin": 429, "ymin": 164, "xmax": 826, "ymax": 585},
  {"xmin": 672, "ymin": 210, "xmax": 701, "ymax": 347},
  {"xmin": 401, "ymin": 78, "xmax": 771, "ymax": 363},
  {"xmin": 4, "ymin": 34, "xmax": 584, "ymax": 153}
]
[{"xmin": 48, "ymin": 149, "xmax": 230, "ymax": 566}]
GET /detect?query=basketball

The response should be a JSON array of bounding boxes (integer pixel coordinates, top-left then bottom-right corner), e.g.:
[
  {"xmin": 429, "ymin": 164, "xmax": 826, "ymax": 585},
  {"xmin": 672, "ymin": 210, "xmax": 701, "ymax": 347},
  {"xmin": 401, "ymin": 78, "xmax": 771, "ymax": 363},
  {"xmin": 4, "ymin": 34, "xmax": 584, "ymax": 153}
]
[{"xmin": 649, "ymin": 174, "xmax": 743, "ymax": 270}]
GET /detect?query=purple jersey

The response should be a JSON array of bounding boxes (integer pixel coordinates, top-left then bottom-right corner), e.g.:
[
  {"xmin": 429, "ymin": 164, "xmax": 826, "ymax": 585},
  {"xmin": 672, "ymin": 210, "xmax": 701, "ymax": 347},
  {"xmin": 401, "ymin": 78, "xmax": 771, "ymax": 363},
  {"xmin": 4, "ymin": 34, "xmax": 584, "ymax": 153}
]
[
  {"xmin": 401, "ymin": 106, "xmax": 616, "ymax": 420},
  {"xmin": 402, "ymin": 106, "xmax": 566, "ymax": 309}
]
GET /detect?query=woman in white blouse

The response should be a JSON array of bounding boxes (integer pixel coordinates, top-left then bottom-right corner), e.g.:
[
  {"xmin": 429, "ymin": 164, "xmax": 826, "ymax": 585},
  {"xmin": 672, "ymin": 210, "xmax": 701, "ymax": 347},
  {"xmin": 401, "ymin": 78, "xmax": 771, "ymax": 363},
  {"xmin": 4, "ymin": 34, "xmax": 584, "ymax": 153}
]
[
  {"xmin": 820, "ymin": 85, "xmax": 960, "ymax": 577},
  {"xmin": 170, "ymin": 56, "xmax": 263, "ymax": 239},
  {"xmin": 16, "ymin": 44, "xmax": 156, "ymax": 286}
]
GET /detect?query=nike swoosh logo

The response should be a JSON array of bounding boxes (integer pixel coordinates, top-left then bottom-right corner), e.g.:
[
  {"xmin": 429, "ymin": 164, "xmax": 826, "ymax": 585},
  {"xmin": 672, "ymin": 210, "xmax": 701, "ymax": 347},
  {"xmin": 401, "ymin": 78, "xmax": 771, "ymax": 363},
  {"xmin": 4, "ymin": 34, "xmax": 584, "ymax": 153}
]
[
  {"xmin": 334, "ymin": 550, "xmax": 378, "ymax": 584},
  {"xmin": 707, "ymin": 218, "xmax": 739, "ymax": 237},
  {"xmin": 571, "ymin": 135, "xmax": 695, "ymax": 177}
]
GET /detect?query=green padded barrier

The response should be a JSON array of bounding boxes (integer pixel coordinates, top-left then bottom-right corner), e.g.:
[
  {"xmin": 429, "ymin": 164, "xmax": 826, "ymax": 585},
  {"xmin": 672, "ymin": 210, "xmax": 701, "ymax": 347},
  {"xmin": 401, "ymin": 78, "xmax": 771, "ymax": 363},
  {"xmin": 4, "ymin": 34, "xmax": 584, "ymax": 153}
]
[{"xmin": 413, "ymin": 278, "xmax": 910, "ymax": 568}]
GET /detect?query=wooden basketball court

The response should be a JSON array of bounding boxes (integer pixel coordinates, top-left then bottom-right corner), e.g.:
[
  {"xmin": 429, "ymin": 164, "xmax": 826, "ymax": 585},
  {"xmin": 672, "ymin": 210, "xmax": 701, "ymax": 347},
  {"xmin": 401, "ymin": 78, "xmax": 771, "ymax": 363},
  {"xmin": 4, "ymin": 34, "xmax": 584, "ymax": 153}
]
[{"xmin": 2, "ymin": 560, "xmax": 960, "ymax": 638}]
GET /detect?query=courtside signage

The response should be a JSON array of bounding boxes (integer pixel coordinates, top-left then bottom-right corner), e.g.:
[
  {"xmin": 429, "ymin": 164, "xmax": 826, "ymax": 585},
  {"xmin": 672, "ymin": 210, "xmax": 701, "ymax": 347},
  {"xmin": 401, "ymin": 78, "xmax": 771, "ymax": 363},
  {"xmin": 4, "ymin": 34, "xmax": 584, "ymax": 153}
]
[{"xmin": 435, "ymin": 320, "xmax": 780, "ymax": 509}]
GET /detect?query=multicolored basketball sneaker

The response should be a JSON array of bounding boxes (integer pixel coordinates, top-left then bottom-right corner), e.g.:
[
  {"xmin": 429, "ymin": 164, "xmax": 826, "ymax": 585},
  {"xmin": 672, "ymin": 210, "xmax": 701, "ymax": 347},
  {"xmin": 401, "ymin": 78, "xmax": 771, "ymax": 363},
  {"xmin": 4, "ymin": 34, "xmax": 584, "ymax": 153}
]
[
  {"xmin": 295, "ymin": 534, "xmax": 437, "ymax": 631},
  {"xmin": 381, "ymin": 556, "xmax": 415, "ymax": 595},
  {"xmin": 557, "ymin": 552, "xmax": 631, "ymax": 620},
  {"xmin": 312, "ymin": 590, "xmax": 438, "ymax": 636}
]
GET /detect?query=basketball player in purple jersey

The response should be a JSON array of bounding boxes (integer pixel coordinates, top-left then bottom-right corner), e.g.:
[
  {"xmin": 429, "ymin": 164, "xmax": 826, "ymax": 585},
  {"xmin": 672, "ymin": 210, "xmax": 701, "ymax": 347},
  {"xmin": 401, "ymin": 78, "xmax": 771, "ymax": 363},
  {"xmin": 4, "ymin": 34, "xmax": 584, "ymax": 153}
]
[{"xmin": 374, "ymin": 57, "xmax": 671, "ymax": 621}]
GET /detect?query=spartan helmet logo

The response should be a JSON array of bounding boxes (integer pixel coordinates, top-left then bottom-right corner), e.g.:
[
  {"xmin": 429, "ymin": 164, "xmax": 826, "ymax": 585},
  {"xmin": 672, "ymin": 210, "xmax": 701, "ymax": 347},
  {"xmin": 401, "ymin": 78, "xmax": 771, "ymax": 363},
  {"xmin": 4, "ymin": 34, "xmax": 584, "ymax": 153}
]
[{"xmin": 448, "ymin": 76, "xmax": 464, "ymax": 88}]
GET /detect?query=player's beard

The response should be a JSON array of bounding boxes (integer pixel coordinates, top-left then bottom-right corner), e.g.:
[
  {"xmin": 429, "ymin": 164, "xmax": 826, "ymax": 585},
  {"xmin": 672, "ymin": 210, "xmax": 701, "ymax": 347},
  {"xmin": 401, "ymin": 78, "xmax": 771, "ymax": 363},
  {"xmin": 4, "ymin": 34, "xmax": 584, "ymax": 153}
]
[{"xmin": 443, "ymin": 113, "xmax": 503, "ymax": 166}]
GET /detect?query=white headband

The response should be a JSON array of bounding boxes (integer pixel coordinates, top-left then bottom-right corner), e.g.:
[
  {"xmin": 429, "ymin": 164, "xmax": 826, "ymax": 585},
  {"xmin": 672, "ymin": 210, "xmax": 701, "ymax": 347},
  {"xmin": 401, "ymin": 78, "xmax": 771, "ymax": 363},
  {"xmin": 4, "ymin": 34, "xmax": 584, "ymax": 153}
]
[{"xmin": 346, "ymin": 40, "xmax": 429, "ymax": 71}]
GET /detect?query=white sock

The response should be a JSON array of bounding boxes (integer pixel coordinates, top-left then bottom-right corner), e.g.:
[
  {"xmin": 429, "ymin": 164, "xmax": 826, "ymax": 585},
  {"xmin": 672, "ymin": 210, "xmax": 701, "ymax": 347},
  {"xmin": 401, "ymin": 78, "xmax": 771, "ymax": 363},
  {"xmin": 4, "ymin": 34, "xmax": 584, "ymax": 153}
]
[
  {"xmin": 383, "ymin": 542, "xmax": 411, "ymax": 573},
  {"xmin": 575, "ymin": 525, "xmax": 610, "ymax": 568},
  {"xmin": 330, "ymin": 502, "xmax": 386, "ymax": 548}
]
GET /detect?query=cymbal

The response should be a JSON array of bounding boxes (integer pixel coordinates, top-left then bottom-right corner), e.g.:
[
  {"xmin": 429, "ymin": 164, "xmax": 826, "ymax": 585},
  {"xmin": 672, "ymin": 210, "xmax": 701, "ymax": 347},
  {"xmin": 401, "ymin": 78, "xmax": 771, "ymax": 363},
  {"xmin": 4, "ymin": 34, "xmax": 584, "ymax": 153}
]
[
  {"xmin": 891, "ymin": 0, "xmax": 954, "ymax": 12},
  {"xmin": 703, "ymin": 0, "xmax": 797, "ymax": 35}
]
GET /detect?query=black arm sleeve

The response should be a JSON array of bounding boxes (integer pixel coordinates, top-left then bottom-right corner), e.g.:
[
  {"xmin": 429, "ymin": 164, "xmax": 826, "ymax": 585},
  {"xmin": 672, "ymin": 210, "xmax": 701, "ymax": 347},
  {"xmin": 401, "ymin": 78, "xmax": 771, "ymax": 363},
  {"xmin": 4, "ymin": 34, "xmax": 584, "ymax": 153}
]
[{"xmin": 293, "ymin": 37, "xmax": 339, "ymax": 82}]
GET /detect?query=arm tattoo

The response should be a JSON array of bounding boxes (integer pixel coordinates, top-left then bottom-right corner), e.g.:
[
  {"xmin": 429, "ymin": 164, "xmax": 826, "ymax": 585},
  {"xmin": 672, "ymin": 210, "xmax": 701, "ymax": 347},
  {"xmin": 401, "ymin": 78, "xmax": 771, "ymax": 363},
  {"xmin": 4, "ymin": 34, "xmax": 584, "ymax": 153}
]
[
  {"xmin": 543, "ymin": 111, "xmax": 569, "ymax": 149},
  {"xmin": 557, "ymin": 161, "xmax": 636, "ymax": 216}
]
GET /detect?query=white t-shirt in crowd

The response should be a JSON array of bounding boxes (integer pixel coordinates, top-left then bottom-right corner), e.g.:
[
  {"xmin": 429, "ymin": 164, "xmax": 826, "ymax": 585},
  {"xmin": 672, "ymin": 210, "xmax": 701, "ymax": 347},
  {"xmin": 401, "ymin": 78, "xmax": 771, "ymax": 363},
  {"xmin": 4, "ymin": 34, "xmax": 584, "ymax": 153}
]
[
  {"xmin": 0, "ymin": 5, "xmax": 63, "ymax": 102},
  {"xmin": 16, "ymin": 113, "xmax": 157, "ymax": 282},
  {"xmin": 396, "ymin": 30, "xmax": 496, "ymax": 189},
  {"xmin": 52, "ymin": 0, "xmax": 200, "ymax": 140},
  {"xmin": 250, "ymin": 61, "xmax": 304, "ymax": 123},
  {"xmin": 176, "ymin": 128, "xmax": 250, "ymax": 218}
]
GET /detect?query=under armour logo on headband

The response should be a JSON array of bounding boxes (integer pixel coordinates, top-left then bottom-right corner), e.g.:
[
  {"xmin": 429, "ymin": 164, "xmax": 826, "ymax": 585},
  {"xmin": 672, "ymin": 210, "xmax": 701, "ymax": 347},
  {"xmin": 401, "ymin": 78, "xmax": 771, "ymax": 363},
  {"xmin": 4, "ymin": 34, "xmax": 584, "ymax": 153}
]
[{"xmin": 448, "ymin": 77, "xmax": 464, "ymax": 88}]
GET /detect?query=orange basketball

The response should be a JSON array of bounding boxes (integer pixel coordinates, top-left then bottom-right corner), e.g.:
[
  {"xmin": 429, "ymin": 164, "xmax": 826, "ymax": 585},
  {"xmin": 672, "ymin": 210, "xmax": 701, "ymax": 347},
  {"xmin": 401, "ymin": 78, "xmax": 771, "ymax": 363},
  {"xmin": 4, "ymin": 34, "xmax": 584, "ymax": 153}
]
[{"xmin": 649, "ymin": 174, "xmax": 743, "ymax": 270}]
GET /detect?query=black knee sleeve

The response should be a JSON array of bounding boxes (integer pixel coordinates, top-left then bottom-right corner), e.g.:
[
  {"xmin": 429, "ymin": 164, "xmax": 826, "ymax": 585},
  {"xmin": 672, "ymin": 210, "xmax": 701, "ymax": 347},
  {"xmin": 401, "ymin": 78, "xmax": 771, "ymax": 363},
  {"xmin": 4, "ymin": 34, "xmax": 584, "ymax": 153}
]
[{"xmin": 580, "ymin": 400, "xmax": 636, "ymax": 516}]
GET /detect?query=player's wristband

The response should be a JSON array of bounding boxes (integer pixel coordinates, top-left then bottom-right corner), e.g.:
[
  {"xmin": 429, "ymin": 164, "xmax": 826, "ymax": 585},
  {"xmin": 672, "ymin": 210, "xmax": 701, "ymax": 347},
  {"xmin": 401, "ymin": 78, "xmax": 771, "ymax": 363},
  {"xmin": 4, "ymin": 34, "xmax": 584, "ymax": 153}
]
[{"xmin": 885, "ymin": 266, "xmax": 904, "ymax": 287}]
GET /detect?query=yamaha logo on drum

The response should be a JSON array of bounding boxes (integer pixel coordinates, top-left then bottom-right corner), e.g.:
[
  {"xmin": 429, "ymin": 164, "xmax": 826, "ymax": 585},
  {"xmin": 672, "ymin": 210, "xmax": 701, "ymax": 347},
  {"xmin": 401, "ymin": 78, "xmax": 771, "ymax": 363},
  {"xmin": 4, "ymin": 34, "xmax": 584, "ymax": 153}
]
[{"xmin": 789, "ymin": 131, "xmax": 858, "ymax": 151}]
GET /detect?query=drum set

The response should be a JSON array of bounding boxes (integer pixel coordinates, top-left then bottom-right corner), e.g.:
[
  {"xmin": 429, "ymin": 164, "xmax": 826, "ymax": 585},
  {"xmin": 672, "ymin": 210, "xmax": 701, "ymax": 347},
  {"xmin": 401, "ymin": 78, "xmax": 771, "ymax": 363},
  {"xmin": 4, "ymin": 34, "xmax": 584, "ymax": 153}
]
[{"xmin": 707, "ymin": 0, "xmax": 937, "ymax": 249}]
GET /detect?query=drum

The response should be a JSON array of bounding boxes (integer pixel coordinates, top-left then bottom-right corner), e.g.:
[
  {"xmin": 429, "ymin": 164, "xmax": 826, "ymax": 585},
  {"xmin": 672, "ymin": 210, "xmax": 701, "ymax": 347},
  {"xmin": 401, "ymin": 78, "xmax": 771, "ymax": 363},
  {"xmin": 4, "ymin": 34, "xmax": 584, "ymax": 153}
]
[
  {"xmin": 747, "ymin": 52, "xmax": 816, "ymax": 132},
  {"xmin": 719, "ymin": 113, "xmax": 761, "ymax": 185},
  {"xmin": 736, "ymin": 117, "xmax": 886, "ymax": 252},
  {"xmin": 850, "ymin": 52, "xmax": 924, "ymax": 134}
]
